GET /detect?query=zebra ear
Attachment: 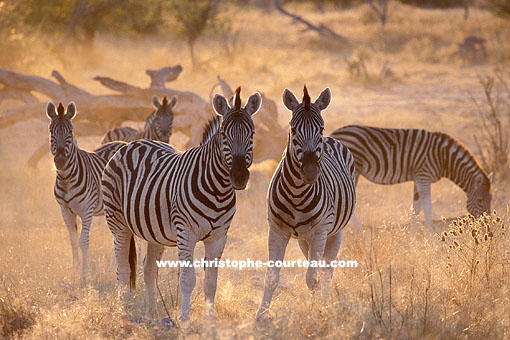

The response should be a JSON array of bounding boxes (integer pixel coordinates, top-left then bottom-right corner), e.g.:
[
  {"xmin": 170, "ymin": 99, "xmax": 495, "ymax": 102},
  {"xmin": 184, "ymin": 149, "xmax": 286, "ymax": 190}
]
[
  {"xmin": 283, "ymin": 88, "xmax": 299, "ymax": 111},
  {"xmin": 488, "ymin": 172, "xmax": 494, "ymax": 184},
  {"xmin": 46, "ymin": 102, "xmax": 57, "ymax": 119},
  {"xmin": 65, "ymin": 102, "xmax": 77, "ymax": 119},
  {"xmin": 213, "ymin": 94, "xmax": 229, "ymax": 116},
  {"xmin": 152, "ymin": 96, "xmax": 161, "ymax": 109},
  {"xmin": 245, "ymin": 92, "xmax": 262, "ymax": 116},
  {"xmin": 169, "ymin": 96, "xmax": 177, "ymax": 109},
  {"xmin": 314, "ymin": 87, "xmax": 331, "ymax": 111}
]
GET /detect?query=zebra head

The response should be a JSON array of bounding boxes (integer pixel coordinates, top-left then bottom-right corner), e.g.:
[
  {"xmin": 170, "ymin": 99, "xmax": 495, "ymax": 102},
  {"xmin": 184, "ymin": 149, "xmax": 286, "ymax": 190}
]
[
  {"xmin": 467, "ymin": 172, "xmax": 493, "ymax": 217},
  {"xmin": 283, "ymin": 86, "xmax": 330, "ymax": 185},
  {"xmin": 46, "ymin": 102, "xmax": 77, "ymax": 170},
  {"xmin": 212, "ymin": 87, "xmax": 261, "ymax": 190},
  {"xmin": 152, "ymin": 96, "xmax": 177, "ymax": 143}
]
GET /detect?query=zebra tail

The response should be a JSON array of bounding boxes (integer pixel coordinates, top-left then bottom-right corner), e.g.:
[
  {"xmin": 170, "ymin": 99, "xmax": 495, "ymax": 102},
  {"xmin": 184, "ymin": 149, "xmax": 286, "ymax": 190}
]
[{"xmin": 129, "ymin": 235, "xmax": 137, "ymax": 289}]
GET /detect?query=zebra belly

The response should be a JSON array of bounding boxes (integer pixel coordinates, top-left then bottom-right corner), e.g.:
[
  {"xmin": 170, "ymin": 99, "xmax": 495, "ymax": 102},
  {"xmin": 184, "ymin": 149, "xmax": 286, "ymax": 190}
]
[{"xmin": 55, "ymin": 188, "xmax": 100, "ymax": 217}]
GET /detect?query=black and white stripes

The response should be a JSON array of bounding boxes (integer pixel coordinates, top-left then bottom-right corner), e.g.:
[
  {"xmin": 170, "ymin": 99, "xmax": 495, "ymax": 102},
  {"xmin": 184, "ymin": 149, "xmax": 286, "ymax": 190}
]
[
  {"xmin": 101, "ymin": 96, "xmax": 176, "ymax": 144},
  {"xmin": 330, "ymin": 125, "xmax": 492, "ymax": 225},
  {"xmin": 257, "ymin": 86, "xmax": 356, "ymax": 319},
  {"xmin": 101, "ymin": 87, "xmax": 261, "ymax": 321},
  {"xmin": 46, "ymin": 102, "xmax": 125, "ymax": 282}
]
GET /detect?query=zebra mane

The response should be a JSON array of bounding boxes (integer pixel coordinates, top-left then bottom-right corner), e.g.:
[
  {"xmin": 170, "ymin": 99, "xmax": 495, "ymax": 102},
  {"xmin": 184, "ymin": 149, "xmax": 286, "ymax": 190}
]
[
  {"xmin": 303, "ymin": 85, "xmax": 311, "ymax": 110},
  {"xmin": 201, "ymin": 115, "xmax": 222, "ymax": 145},
  {"xmin": 57, "ymin": 103, "xmax": 65, "ymax": 117}
]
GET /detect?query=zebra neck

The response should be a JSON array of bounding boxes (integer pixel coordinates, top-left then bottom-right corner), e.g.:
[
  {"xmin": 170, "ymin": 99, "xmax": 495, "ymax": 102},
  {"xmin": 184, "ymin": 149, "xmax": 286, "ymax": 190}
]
[
  {"xmin": 56, "ymin": 141, "xmax": 79, "ymax": 182},
  {"xmin": 442, "ymin": 147, "xmax": 482, "ymax": 194},
  {"xmin": 201, "ymin": 132, "xmax": 231, "ymax": 186},
  {"xmin": 281, "ymin": 147, "xmax": 313, "ymax": 190}
]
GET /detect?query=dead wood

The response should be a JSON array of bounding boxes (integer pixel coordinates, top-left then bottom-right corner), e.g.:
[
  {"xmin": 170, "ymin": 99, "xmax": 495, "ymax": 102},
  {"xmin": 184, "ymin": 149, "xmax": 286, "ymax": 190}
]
[{"xmin": 274, "ymin": 0, "xmax": 349, "ymax": 44}]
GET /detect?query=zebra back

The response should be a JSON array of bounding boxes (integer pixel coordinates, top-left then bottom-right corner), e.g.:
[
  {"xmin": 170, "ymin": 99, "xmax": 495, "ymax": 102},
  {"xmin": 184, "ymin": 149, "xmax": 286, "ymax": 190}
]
[
  {"xmin": 330, "ymin": 125, "xmax": 491, "ymax": 216},
  {"xmin": 94, "ymin": 141, "xmax": 127, "ymax": 162}
]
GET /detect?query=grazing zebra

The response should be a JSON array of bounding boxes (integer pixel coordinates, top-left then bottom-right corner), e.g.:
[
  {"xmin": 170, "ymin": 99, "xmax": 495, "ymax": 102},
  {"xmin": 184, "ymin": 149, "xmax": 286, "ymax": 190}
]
[
  {"xmin": 256, "ymin": 86, "xmax": 356, "ymax": 319},
  {"xmin": 102, "ymin": 87, "xmax": 261, "ymax": 322},
  {"xmin": 330, "ymin": 125, "xmax": 493, "ymax": 226},
  {"xmin": 46, "ymin": 102, "xmax": 126, "ymax": 282},
  {"xmin": 101, "ymin": 96, "xmax": 176, "ymax": 144}
]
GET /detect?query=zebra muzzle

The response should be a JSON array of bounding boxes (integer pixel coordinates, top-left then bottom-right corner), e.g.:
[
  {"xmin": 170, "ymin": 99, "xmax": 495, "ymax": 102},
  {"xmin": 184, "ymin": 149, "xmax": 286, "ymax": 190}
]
[
  {"xmin": 54, "ymin": 154, "xmax": 67, "ymax": 170},
  {"xmin": 300, "ymin": 152, "xmax": 319, "ymax": 184},
  {"xmin": 230, "ymin": 164, "xmax": 249, "ymax": 190}
]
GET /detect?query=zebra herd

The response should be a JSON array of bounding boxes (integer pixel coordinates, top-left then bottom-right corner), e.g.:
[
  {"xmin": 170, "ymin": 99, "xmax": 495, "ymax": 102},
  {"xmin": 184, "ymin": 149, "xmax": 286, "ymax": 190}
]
[{"xmin": 45, "ymin": 85, "xmax": 492, "ymax": 323}]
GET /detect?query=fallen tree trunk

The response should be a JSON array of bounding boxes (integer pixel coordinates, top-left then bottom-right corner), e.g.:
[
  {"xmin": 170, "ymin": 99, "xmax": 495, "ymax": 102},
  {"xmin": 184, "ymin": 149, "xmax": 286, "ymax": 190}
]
[
  {"xmin": 0, "ymin": 66, "xmax": 210, "ymax": 167},
  {"xmin": 1, "ymin": 66, "xmax": 287, "ymax": 168}
]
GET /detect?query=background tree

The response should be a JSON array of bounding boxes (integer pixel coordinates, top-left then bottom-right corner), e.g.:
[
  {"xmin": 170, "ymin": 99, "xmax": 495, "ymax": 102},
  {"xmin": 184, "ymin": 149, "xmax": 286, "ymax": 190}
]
[{"xmin": 166, "ymin": 0, "xmax": 228, "ymax": 68}]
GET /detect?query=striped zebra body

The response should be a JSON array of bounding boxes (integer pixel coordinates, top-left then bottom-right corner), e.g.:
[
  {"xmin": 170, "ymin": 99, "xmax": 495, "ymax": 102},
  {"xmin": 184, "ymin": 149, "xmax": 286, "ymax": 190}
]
[
  {"xmin": 102, "ymin": 88, "xmax": 261, "ymax": 322},
  {"xmin": 46, "ymin": 102, "xmax": 126, "ymax": 282},
  {"xmin": 101, "ymin": 96, "xmax": 176, "ymax": 144},
  {"xmin": 330, "ymin": 125, "xmax": 492, "ymax": 226},
  {"xmin": 101, "ymin": 96, "xmax": 176, "ymax": 264},
  {"xmin": 257, "ymin": 87, "xmax": 356, "ymax": 319}
]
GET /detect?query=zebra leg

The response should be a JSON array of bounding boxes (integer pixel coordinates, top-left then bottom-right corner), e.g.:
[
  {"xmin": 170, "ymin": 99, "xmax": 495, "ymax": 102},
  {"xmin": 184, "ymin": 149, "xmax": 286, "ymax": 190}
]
[
  {"xmin": 138, "ymin": 238, "xmax": 145, "ymax": 267},
  {"xmin": 203, "ymin": 236, "xmax": 227, "ymax": 321},
  {"xmin": 415, "ymin": 178, "xmax": 432, "ymax": 227},
  {"xmin": 256, "ymin": 226, "xmax": 290, "ymax": 320},
  {"xmin": 321, "ymin": 230, "xmax": 343, "ymax": 301},
  {"xmin": 177, "ymin": 229, "xmax": 197, "ymax": 322},
  {"xmin": 412, "ymin": 182, "xmax": 422, "ymax": 215},
  {"xmin": 350, "ymin": 173, "xmax": 362, "ymax": 228},
  {"xmin": 298, "ymin": 240, "xmax": 309, "ymax": 259},
  {"xmin": 113, "ymin": 231, "xmax": 136, "ymax": 304},
  {"xmin": 144, "ymin": 242, "xmax": 165, "ymax": 319},
  {"xmin": 306, "ymin": 229, "xmax": 328, "ymax": 292},
  {"xmin": 78, "ymin": 210, "xmax": 94, "ymax": 283},
  {"xmin": 60, "ymin": 207, "xmax": 80, "ymax": 269}
]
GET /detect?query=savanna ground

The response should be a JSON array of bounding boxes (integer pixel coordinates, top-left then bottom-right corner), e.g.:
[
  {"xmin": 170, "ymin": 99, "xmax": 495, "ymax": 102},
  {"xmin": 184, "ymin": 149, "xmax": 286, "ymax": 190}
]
[{"xmin": 1, "ymin": 2, "xmax": 510, "ymax": 339}]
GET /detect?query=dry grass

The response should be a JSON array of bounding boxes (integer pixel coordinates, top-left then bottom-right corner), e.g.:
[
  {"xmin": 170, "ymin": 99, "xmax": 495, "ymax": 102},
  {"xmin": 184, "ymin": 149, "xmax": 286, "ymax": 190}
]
[{"xmin": 1, "ymin": 3, "xmax": 510, "ymax": 340}]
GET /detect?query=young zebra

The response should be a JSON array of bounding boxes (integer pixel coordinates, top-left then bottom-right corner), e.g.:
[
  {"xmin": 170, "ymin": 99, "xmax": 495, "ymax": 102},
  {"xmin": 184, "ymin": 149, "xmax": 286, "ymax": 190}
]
[
  {"xmin": 101, "ymin": 96, "xmax": 176, "ymax": 144},
  {"xmin": 256, "ymin": 86, "xmax": 356, "ymax": 319},
  {"xmin": 102, "ymin": 87, "xmax": 261, "ymax": 322},
  {"xmin": 46, "ymin": 102, "xmax": 126, "ymax": 282},
  {"xmin": 330, "ymin": 125, "xmax": 493, "ymax": 226}
]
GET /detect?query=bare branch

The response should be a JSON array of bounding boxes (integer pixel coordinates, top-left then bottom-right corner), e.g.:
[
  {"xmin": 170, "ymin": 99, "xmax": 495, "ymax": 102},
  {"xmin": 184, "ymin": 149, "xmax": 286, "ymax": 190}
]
[
  {"xmin": 365, "ymin": 0, "xmax": 389, "ymax": 27},
  {"xmin": 274, "ymin": 0, "xmax": 349, "ymax": 44}
]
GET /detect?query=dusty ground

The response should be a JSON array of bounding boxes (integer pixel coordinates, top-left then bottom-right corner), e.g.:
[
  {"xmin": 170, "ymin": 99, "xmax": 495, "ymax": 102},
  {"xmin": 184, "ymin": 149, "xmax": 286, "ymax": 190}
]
[{"xmin": 1, "ymin": 3, "xmax": 509, "ymax": 339}]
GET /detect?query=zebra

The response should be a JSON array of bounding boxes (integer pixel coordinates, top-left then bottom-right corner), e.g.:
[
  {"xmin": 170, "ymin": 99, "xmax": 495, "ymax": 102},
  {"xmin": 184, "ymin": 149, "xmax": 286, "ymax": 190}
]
[
  {"xmin": 46, "ymin": 102, "xmax": 126, "ymax": 282},
  {"xmin": 101, "ymin": 95, "xmax": 176, "ymax": 144},
  {"xmin": 329, "ymin": 125, "xmax": 493, "ymax": 226},
  {"xmin": 256, "ymin": 86, "xmax": 356, "ymax": 320},
  {"xmin": 101, "ymin": 95, "xmax": 176, "ymax": 262},
  {"xmin": 102, "ymin": 87, "xmax": 261, "ymax": 322}
]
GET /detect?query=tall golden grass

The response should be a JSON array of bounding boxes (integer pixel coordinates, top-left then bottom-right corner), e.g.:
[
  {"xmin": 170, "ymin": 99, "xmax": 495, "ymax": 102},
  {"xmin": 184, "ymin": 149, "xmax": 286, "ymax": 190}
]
[{"xmin": 0, "ymin": 3, "xmax": 509, "ymax": 339}]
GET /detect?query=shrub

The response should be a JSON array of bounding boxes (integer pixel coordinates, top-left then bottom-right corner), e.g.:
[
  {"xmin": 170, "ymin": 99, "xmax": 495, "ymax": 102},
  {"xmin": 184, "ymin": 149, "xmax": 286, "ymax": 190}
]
[
  {"xmin": 489, "ymin": 0, "xmax": 510, "ymax": 17},
  {"xmin": 470, "ymin": 69, "xmax": 510, "ymax": 182},
  {"xmin": 0, "ymin": 278, "xmax": 36, "ymax": 338}
]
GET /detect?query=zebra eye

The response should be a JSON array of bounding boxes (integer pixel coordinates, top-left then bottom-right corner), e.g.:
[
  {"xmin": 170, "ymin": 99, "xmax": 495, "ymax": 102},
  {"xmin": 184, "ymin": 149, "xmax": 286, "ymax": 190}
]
[
  {"xmin": 291, "ymin": 128, "xmax": 296, "ymax": 135},
  {"xmin": 320, "ymin": 128, "xmax": 324, "ymax": 134}
]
